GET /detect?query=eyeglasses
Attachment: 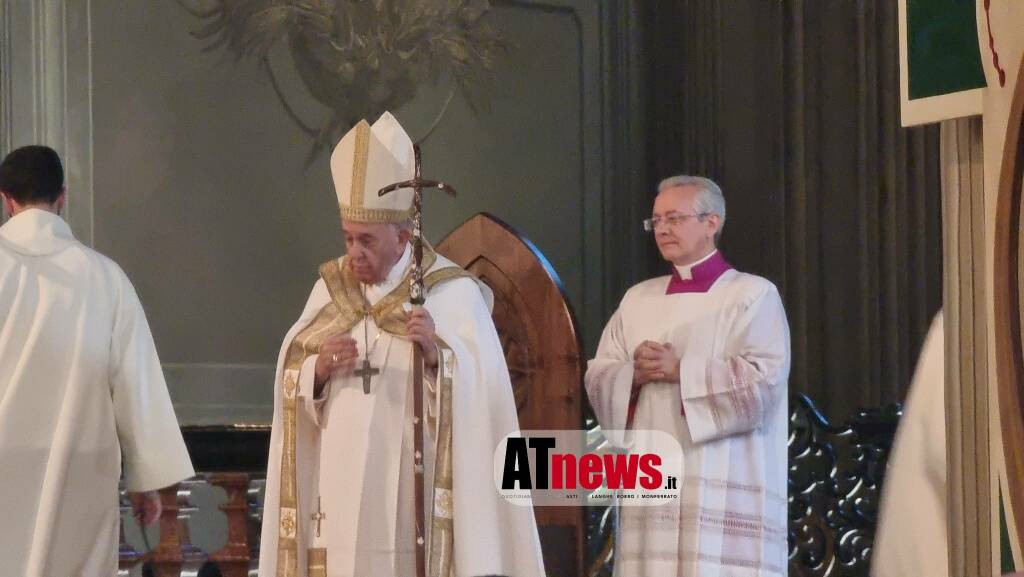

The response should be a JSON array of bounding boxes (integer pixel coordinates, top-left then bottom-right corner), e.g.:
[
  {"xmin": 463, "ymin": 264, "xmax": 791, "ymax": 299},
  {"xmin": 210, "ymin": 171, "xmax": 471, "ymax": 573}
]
[{"xmin": 642, "ymin": 213, "xmax": 709, "ymax": 232}]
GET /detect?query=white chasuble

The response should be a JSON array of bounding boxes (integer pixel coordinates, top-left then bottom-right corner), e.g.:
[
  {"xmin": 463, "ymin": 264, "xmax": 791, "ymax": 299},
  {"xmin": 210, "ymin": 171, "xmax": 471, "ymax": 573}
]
[
  {"xmin": 0, "ymin": 209, "xmax": 194, "ymax": 577},
  {"xmin": 259, "ymin": 244, "xmax": 546, "ymax": 577},
  {"xmin": 871, "ymin": 313, "xmax": 947, "ymax": 577},
  {"xmin": 586, "ymin": 252, "xmax": 790, "ymax": 577}
]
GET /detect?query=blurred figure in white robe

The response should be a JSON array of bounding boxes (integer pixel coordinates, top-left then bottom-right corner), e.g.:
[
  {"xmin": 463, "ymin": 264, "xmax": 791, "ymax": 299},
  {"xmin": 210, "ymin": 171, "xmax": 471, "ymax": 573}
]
[
  {"xmin": 872, "ymin": 312, "xmax": 946, "ymax": 577},
  {"xmin": 0, "ymin": 145, "xmax": 194, "ymax": 577}
]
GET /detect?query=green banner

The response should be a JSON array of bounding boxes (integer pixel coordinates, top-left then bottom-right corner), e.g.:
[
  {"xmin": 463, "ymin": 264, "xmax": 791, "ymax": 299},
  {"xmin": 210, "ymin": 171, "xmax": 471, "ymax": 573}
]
[{"xmin": 907, "ymin": 0, "xmax": 987, "ymax": 100}]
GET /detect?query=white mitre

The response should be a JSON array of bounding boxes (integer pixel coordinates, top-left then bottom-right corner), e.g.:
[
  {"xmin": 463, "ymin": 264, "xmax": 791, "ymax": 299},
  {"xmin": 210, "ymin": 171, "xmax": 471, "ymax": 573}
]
[{"xmin": 331, "ymin": 111, "xmax": 415, "ymax": 223}]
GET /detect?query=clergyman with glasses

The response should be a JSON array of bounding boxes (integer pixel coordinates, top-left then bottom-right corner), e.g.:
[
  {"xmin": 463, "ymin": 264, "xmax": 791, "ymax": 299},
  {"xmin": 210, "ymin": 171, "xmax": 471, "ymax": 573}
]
[{"xmin": 584, "ymin": 175, "xmax": 791, "ymax": 577}]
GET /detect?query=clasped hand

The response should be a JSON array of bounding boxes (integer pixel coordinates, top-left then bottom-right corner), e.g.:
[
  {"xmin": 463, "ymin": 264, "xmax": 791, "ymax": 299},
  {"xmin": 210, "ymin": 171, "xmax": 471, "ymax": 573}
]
[{"xmin": 632, "ymin": 340, "xmax": 680, "ymax": 386}]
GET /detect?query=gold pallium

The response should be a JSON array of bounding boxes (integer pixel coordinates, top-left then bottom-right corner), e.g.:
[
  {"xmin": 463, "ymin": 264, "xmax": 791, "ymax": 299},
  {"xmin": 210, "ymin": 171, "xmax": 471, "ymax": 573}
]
[
  {"xmin": 318, "ymin": 243, "xmax": 475, "ymax": 337},
  {"xmin": 275, "ymin": 244, "xmax": 473, "ymax": 577},
  {"xmin": 275, "ymin": 289, "xmax": 352, "ymax": 577},
  {"xmin": 276, "ymin": 549, "xmax": 297, "ymax": 577},
  {"xmin": 307, "ymin": 547, "xmax": 328, "ymax": 577},
  {"xmin": 429, "ymin": 346, "xmax": 456, "ymax": 577},
  {"xmin": 282, "ymin": 304, "xmax": 350, "ymax": 376},
  {"xmin": 276, "ymin": 397, "xmax": 299, "ymax": 576}
]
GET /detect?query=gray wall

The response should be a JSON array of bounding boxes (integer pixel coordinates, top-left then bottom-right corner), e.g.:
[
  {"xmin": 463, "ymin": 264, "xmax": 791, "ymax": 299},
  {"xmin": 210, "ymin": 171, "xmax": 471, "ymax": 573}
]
[{"xmin": 1, "ymin": 0, "xmax": 645, "ymax": 425}]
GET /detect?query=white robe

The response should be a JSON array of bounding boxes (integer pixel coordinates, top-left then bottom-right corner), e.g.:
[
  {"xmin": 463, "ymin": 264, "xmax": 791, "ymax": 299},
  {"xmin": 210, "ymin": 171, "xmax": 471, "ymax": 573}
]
[
  {"xmin": 0, "ymin": 209, "xmax": 194, "ymax": 577},
  {"xmin": 586, "ymin": 260, "xmax": 790, "ymax": 577},
  {"xmin": 871, "ymin": 312, "xmax": 947, "ymax": 577},
  {"xmin": 259, "ymin": 245, "xmax": 546, "ymax": 577}
]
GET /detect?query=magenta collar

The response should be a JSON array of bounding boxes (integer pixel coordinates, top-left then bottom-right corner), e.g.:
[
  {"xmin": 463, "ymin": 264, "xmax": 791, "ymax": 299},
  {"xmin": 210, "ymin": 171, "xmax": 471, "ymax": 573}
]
[{"xmin": 665, "ymin": 251, "xmax": 733, "ymax": 294}]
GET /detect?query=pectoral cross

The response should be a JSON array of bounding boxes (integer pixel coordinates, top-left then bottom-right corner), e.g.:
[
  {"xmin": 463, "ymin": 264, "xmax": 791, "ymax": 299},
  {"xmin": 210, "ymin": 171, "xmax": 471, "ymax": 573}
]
[
  {"xmin": 311, "ymin": 496, "xmax": 326, "ymax": 538},
  {"xmin": 355, "ymin": 358, "xmax": 380, "ymax": 394}
]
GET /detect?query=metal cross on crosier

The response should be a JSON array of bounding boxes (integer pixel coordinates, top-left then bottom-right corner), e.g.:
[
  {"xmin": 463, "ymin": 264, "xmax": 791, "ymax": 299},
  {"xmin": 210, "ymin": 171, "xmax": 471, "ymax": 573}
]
[
  {"xmin": 378, "ymin": 144, "xmax": 456, "ymax": 577},
  {"xmin": 378, "ymin": 145, "xmax": 457, "ymax": 305}
]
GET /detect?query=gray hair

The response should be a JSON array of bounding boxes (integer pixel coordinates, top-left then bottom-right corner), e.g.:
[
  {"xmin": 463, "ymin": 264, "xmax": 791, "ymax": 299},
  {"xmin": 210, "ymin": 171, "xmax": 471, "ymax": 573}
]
[{"xmin": 657, "ymin": 175, "xmax": 726, "ymax": 241}]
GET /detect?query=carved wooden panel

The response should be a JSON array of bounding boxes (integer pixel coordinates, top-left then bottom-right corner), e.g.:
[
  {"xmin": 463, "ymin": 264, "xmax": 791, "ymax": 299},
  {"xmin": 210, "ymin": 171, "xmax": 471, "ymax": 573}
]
[
  {"xmin": 788, "ymin": 395, "xmax": 900, "ymax": 577},
  {"xmin": 437, "ymin": 212, "xmax": 585, "ymax": 577}
]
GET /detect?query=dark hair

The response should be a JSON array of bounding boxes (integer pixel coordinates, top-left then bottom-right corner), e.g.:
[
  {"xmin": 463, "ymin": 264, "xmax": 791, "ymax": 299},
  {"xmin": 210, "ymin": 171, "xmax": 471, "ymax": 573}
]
[{"xmin": 0, "ymin": 145, "xmax": 64, "ymax": 205}]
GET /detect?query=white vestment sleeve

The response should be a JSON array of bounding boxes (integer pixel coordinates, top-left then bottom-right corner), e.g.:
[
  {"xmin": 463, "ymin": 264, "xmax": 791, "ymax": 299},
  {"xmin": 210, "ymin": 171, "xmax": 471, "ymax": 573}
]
[
  {"xmin": 585, "ymin": 307, "xmax": 636, "ymax": 441},
  {"xmin": 679, "ymin": 283, "xmax": 790, "ymax": 444},
  {"xmin": 109, "ymin": 274, "xmax": 194, "ymax": 492},
  {"xmin": 297, "ymin": 354, "xmax": 329, "ymax": 427}
]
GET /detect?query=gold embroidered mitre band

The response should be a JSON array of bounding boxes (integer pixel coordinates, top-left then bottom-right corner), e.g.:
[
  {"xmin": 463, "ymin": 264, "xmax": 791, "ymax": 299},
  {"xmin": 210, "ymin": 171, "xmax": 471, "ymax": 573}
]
[{"xmin": 331, "ymin": 111, "xmax": 415, "ymax": 224}]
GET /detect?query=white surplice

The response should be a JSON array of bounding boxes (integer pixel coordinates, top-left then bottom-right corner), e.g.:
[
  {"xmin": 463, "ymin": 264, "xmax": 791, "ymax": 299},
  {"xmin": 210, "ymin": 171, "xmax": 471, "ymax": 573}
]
[
  {"xmin": 0, "ymin": 209, "xmax": 194, "ymax": 577},
  {"xmin": 871, "ymin": 312, "xmax": 947, "ymax": 577},
  {"xmin": 586, "ymin": 253, "xmax": 790, "ymax": 577},
  {"xmin": 259, "ymin": 244, "xmax": 546, "ymax": 577}
]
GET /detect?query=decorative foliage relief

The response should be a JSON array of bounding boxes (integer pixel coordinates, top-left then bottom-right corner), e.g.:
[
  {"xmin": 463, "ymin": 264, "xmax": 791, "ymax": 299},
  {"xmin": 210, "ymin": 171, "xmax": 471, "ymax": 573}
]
[
  {"xmin": 788, "ymin": 394, "xmax": 901, "ymax": 577},
  {"xmin": 178, "ymin": 0, "xmax": 504, "ymax": 155}
]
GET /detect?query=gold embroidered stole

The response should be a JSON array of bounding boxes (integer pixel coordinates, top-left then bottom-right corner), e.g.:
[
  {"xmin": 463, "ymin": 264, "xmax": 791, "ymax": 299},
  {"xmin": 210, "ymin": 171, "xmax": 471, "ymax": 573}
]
[
  {"xmin": 276, "ymin": 245, "xmax": 470, "ymax": 577},
  {"xmin": 428, "ymin": 347, "xmax": 456, "ymax": 577}
]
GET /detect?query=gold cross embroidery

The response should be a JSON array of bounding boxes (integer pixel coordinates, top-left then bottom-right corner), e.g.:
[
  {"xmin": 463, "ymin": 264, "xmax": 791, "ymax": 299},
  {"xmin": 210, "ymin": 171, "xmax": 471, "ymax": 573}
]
[{"xmin": 311, "ymin": 497, "xmax": 326, "ymax": 538}]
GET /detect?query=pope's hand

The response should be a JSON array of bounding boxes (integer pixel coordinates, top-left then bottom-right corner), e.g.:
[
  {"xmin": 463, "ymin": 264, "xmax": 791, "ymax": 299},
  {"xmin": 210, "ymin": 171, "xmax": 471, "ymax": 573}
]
[
  {"xmin": 406, "ymin": 308, "xmax": 439, "ymax": 368},
  {"xmin": 315, "ymin": 333, "xmax": 358, "ymax": 389}
]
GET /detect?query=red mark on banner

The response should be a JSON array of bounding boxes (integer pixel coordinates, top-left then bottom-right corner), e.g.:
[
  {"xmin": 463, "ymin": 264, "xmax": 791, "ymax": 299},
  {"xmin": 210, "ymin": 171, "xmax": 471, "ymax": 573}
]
[{"xmin": 984, "ymin": 0, "xmax": 1006, "ymax": 86}]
